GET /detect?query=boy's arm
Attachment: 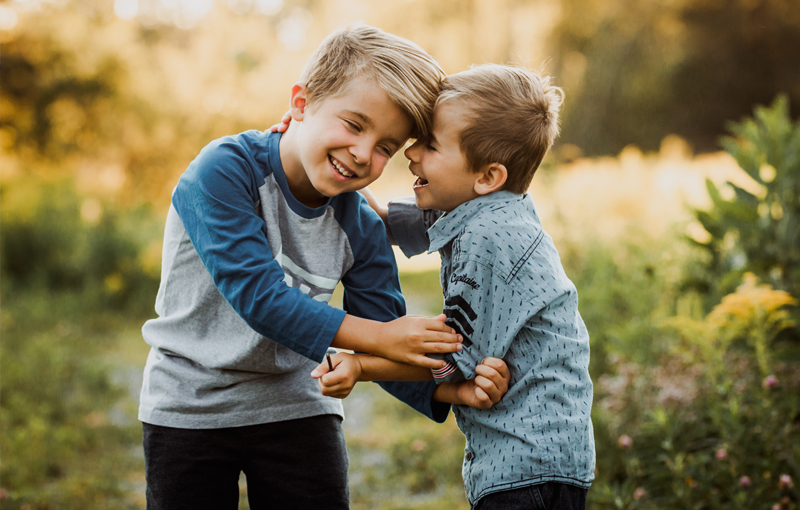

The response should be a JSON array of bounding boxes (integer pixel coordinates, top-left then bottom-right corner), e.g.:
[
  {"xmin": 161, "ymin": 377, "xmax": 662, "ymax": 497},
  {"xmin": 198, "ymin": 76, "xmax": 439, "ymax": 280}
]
[
  {"xmin": 387, "ymin": 197, "xmax": 442, "ymax": 257},
  {"xmin": 356, "ymin": 188, "xmax": 392, "ymax": 243},
  {"xmin": 336, "ymin": 194, "xmax": 453, "ymax": 420},
  {"xmin": 173, "ymin": 138, "xmax": 460, "ymax": 367},
  {"xmin": 312, "ymin": 353, "xmax": 510, "ymax": 409}
]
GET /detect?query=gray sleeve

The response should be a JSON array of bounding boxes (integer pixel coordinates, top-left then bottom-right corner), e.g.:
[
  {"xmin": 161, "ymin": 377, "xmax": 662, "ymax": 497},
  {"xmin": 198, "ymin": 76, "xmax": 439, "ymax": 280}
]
[{"xmin": 387, "ymin": 197, "xmax": 443, "ymax": 258}]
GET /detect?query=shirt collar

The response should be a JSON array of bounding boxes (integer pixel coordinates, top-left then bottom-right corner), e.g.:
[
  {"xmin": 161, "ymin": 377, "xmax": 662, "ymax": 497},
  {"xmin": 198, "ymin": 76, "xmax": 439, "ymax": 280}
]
[{"xmin": 427, "ymin": 191, "xmax": 526, "ymax": 253}]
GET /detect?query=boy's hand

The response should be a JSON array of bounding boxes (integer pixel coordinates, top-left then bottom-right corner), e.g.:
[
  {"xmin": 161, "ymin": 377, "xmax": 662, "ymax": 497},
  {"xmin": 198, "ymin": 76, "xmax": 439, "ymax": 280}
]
[
  {"xmin": 379, "ymin": 314, "xmax": 462, "ymax": 369},
  {"xmin": 437, "ymin": 358, "xmax": 510, "ymax": 409},
  {"xmin": 268, "ymin": 111, "xmax": 292, "ymax": 133},
  {"xmin": 357, "ymin": 187, "xmax": 394, "ymax": 243},
  {"xmin": 311, "ymin": 353, "xmax": 362, "ymax": 399},
  {"xmin": 357, "ymin": 188, "xmax": 388, "ymax": 221}
]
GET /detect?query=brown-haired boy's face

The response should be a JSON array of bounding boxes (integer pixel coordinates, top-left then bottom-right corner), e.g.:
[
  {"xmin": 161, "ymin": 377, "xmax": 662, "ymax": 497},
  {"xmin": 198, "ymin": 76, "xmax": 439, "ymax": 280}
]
[
  {"xmin": 282, "ymin": 78, "xmax": 413, "ymax": 208},
  {"xmin": 405, "ymin": 100, "xmax": 478, "ymax": 213}
]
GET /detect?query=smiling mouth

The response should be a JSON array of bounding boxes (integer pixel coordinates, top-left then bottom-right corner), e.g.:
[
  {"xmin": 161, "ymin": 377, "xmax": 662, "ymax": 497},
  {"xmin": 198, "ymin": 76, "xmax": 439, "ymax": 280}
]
[
  {"xmin": 413, "ymin": 176, "xmax": 429, "ymax": 189},
  {"xmin": 329, "ymin": 155, "xmax": 356, "ymax": 178}
]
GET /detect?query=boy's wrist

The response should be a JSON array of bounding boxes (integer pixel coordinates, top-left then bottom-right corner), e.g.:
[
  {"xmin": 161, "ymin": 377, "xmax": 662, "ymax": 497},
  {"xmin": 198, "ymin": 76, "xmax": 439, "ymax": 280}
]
[
  {"xmin": 331, "ymin": 315, "xmax": 381, "ymax": 354},
  {"xmin": 352, "ymin": 354, "xmax": 367, "ymax": 382},
  {"xmin": 432, "ymin": 381, "xmax": 465, "ymax": 406}
]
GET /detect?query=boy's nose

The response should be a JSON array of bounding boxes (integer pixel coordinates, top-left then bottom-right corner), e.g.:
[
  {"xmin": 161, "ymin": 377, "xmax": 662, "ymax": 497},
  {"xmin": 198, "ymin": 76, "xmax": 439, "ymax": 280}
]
[
  {"xmin": 350, "ymin": 143, "xmax": 371, "ymax": 166},
  {"xmin": 404, "ymin": 141, "xmax": 421, "ymax": 162}
]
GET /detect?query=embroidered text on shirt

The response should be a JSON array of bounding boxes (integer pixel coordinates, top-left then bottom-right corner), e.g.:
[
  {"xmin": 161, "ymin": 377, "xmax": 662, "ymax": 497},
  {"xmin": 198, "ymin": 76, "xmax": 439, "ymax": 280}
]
[{"xmin": 450, "ymin": 273, "xmax": 480, "ymax": 289}]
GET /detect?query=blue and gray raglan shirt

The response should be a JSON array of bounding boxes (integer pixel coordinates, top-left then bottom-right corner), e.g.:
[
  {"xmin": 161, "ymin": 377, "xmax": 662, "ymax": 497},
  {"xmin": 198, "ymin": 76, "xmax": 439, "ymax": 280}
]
[
  {"xmin": 139, "ymin": 130, "xmax": 449, "ymax": 429},
  {"xmin": 388, "ymin": 192, "xmax": 596, "ymax": 504}
]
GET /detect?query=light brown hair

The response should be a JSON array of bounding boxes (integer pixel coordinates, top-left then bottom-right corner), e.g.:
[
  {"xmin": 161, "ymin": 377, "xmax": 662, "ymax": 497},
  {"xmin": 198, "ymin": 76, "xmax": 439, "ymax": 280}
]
[
  {"xmin": 299, "ymin": 23, "xmax": 445, "ymax": 139},
  {"xmin": 438, "ymin": 64, "xmax": 564, "ymax": 193}
]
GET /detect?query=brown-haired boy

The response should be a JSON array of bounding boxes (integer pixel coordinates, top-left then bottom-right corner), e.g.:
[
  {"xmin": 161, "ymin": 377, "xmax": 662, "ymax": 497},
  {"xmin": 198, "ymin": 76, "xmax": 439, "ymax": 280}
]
[
  {"xmin": 139, "ymin": 27, "xmax": 510, "ymax": 510},
  {"xmin": 315, "ymin": 64, "xmax": 596, "ymax": 509}
]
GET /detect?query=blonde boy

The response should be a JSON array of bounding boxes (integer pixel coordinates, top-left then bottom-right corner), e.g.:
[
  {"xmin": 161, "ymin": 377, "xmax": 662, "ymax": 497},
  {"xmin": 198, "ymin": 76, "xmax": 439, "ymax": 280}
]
[
  {"xmin": 139, "ymin": 26, "xmax": 509, "ymax": 510},
  {"xmin": 316, "ymin": 65, "xmax": 596, "ymax": 509}
]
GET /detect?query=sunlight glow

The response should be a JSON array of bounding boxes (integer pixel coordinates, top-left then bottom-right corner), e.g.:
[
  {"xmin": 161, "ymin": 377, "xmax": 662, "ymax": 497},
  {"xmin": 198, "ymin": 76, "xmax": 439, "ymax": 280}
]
[
  {"xmin": 224, "ymin": 0, "xmax": 252, "ymax": 15},
  {"xmin": 255, "ymin": 0, "xmax": 282, "ymax": 15},
  {"xmin": 277, "ymin": 7, "xmax": 312, "ymax": 52},
  {"xmin": 114, "ymin": 0, "xmax": 138, "ymax": 20},
  {"xmin": 0, "ymin": 6, "xmax": 18, "ymax": 30}
]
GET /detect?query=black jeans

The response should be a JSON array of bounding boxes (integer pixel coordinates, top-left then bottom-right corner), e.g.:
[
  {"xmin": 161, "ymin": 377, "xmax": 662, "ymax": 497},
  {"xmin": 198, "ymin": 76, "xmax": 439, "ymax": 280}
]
[
  {"xmin": 142, "ymin": 414, "xmax": 349, "ymax": 510},
  {"xmin": 473, "ymin": 482, "xmax": 588, "ymax": 510}
]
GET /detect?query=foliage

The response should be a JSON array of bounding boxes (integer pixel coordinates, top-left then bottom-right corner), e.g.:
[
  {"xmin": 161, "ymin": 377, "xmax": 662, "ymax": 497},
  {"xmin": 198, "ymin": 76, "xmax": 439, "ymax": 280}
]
[
  {"xmin": 589, "ymin": 276, "xmax": 800, "ymax": 510},
  {"xmin": 0, "ymin": 289, "xmax": 145, "ymax": 509},
  {"xmin": 553, "ymin": 0, "xmax": 800, "ymax": 155},
  {"xmin": 559, "ymin": 234, "xmax": 689, "ymax": 372},
  {"xmin": 685, "ymin": 96, "xmax": 800, "ymax": 309},
  {"xmin": 0, "ymin": 178, "xmax": 162, "ymax": 314},
  {"xmin": 0, "ymin": 178, "xmax": 159, "ymax": 508},
  {"xmin": 346, "ymin": 384, "xmax": 469, "ymax": 510}
]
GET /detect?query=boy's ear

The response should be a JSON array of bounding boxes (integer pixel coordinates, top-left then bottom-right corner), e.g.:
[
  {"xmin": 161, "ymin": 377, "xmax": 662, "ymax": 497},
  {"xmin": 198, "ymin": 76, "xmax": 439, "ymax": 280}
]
[
  {"xmin": 289, "ymin": 83, "xmax": 309, "ymax": 121},
  {"xmin": 474, "ymin": 163, "xmax": 508, "ymax": 195}
]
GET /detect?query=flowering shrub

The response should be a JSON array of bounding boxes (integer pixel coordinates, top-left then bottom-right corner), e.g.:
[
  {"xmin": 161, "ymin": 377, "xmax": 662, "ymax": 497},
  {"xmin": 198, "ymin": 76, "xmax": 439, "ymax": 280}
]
[{"xmin": 589, "ymin": 274, "xmax": 799, "ymax": 509}]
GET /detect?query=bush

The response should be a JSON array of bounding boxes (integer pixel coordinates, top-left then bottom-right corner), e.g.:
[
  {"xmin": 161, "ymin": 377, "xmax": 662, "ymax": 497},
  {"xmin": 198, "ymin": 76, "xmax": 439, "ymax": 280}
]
[
  {"xmin": 0, "ymin": 178, "xmax": 161, "ymax": 314},
  {"xmin": 0, "ymin": 177, "xmax": 161, "ymax": 508},
  {"xmin": 686, "ymin": 96, "xmax": 800, "ymax": 310},
  {"xmin": 589, "ymin": 276, "xmax": 799, "ymax": 509}
]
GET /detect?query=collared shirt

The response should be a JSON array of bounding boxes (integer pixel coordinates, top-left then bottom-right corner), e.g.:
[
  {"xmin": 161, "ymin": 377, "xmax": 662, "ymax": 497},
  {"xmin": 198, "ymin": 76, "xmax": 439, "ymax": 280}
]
[{"xmin": 388, "ymin": 191, "xmax": 595, "ymax": 504}]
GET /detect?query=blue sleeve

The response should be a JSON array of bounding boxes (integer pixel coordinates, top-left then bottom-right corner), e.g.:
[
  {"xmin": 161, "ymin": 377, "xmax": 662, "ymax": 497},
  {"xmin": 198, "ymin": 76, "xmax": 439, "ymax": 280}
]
[
  {"xmin": 387, "ymin": 197, "xmax": 443, "ymax": 258},
  {"xmin": 172, "ymin": 137, "xmax": 345, "ymax": 362},
  {"xmin": 338, "ymin": 195, "xmax": 450, "ymax": 423}
]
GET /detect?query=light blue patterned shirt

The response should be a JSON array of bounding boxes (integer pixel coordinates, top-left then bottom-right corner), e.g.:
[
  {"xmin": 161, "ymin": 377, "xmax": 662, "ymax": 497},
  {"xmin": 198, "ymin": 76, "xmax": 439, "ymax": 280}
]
[{"xmin": 388, "ymin": 191, "xmax": 595, "ymax": 504}]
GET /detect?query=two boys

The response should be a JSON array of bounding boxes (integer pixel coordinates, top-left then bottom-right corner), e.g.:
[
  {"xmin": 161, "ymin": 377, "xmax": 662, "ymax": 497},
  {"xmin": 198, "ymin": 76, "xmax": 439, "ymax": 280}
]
[
  {"xmin": 139, "ymin": 24, "xmax": 510, "ymax": 509},
  {"xmin": 314, "ymin": 65, "xmax": 596, "ymax": 508}
]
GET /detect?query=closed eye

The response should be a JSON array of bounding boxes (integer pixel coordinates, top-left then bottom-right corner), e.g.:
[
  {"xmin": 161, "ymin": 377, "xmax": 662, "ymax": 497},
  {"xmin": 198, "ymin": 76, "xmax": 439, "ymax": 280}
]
[{"xmin": 345, "ymin": 120, "xmax": 362, "ymax": 133}]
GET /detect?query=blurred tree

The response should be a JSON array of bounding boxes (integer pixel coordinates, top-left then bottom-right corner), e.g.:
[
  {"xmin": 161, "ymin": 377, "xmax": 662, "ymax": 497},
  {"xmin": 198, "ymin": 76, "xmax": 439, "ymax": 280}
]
[{"xmin": 553, "ymin": 0, "xmax": 800, "ymax": 156}]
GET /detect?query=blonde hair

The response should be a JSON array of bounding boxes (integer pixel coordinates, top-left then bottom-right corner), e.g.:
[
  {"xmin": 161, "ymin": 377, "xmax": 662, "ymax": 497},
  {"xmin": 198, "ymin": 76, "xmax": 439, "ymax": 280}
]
[
  {"xmin": 438, "ymin": 64, "xmax": 564, "ymax": 193},
  {"xmin": 299, "ymin": 23, "xmax": 445, "ymax": 139}
]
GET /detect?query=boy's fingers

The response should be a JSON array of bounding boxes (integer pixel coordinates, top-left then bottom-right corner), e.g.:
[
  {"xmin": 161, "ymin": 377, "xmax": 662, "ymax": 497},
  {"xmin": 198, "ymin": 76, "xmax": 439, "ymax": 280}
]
[
  {"xmin": 474, "ymin": 375, "xmax": 502, "ymax": 400},
  {"xmin": 412, "ymin": 355, "xmax": 447, "ymax": 370},
  {"xmin": 427, "ymin": 341, "xmax": 462, "ymax": 354},
  {"xmin": 474, "ymin": 371, "xmax": 507, "ymax": 403},
  {"xmin": 473, "ymin": 374, "xmax": 494, "ymax": 391},
  {"xmin": 474, "ymin": 364, "xmax": 502, "ymax": 384},
  {"xmin": 474, "ymin": 386, "xmax": 491, "ymax": 406},
  {"xmin": 310, "ymin": 360, "xmax": 332, "ymax": 379},
  {"xmin": 421, "ymin": 318, "xmax": 456, "ymax": 334},
  {"xmin": 479, "ymin": 358, "xmax": 510, "ymax": 378}
]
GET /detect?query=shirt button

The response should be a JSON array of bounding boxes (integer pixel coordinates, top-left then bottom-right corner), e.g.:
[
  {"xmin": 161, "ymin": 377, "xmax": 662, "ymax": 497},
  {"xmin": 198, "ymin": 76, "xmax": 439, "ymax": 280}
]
[{"xmin": 466, "ymin": 452, "xmax": 473, "ymax": 461}]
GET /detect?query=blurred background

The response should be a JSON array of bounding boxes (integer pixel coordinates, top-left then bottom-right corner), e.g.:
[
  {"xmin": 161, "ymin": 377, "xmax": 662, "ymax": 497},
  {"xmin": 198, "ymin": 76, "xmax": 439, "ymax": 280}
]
[{"xmin": 1, "ymin": 0, "xmax": 799, "ymax": 508}]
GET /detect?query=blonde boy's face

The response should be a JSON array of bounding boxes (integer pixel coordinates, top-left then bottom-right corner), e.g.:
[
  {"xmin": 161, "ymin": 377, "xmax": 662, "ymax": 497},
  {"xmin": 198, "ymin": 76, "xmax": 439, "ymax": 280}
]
[
  {"xmin": 288, "ymin": 78, "xmax": 413, "ymax": 206},
  {"xmin": 405, "ymin": 100, "xmax": 479, "ymax": 212}
]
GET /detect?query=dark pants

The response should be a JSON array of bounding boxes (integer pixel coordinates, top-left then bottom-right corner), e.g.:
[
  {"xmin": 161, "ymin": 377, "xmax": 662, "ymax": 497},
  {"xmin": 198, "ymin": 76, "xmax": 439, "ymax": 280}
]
[
  {"xmin": 473, "ymin": 482, "xmax": 588, "ymax": 510},
  {"xmin": 142, "ymin": 414, "xmax": 349, "ymax": 510}
]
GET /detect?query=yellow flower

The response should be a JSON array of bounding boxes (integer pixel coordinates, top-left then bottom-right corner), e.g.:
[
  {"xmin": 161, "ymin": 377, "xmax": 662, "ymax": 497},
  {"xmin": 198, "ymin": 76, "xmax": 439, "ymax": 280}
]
[{"xmin": 708, "ymin": 273, "xmax": 796, "ymax": 334}]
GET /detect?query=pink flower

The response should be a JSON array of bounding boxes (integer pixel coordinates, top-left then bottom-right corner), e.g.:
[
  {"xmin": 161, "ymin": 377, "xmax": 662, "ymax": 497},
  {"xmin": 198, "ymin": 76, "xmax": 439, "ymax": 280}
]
[
  {"xmin": 715, "ymin": 448, "xmax": 727, "ymax": 460},
  {"xmin": 739, "ymin": 476, "xmax": 752, "ymax": 487},
  {"xmin": 763, "ymin": 375, "xmax": 779, "ymax": 389},
  {"xmin": 771, "ymin": 504, "xmax": 781, "ymax": 510},
  {"xmin": 633, "ymin": 487, "xmax": 646, "ymax": 500},
  {"xmin": 779, "ymin": 474, "xmax": 793, "ymax": 490},
  {"xmin": 618, "ymin": 435, "xmax": 633, "ymax": 448}
]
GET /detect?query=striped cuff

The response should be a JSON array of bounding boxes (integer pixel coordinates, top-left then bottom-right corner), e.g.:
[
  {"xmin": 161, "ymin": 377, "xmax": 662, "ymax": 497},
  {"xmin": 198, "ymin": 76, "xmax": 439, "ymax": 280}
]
[{"xmin": 431, "ymin": 362, "xmax": 458, "ymax": 380}]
